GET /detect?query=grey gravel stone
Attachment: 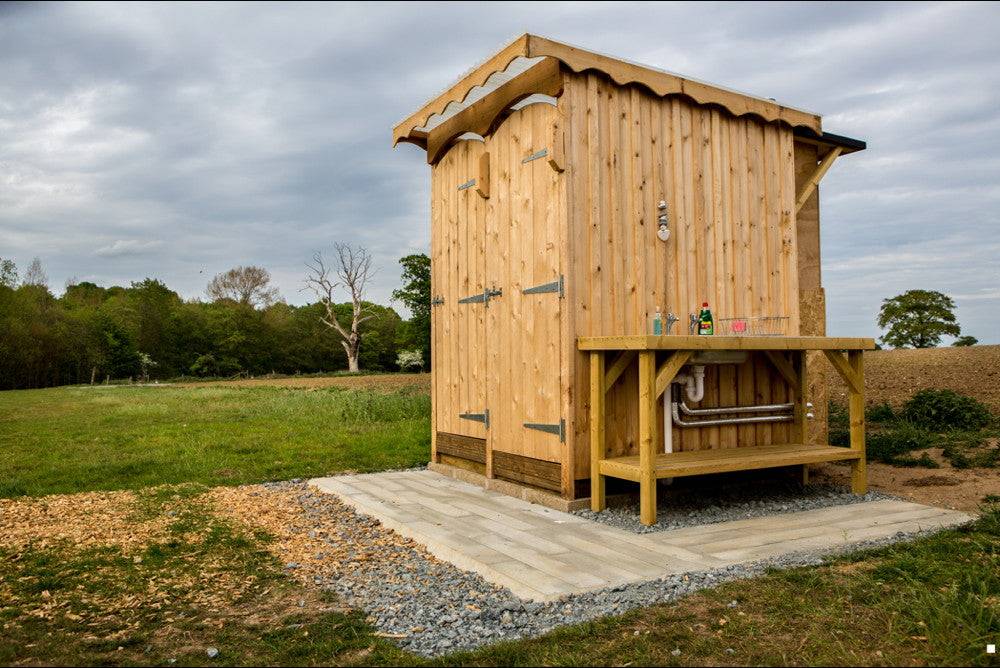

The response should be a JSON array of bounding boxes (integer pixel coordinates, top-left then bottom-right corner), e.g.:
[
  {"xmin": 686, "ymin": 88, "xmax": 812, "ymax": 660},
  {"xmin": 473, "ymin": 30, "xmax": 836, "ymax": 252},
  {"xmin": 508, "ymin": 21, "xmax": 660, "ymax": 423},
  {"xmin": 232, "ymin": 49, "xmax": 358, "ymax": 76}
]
[
  {"xmin": 275, "ymin": 479, "xmax": 957, "ymax": 658},
  {"xmin": 206, "ymin": 647, "xmax": 219, "ymax": 659}
]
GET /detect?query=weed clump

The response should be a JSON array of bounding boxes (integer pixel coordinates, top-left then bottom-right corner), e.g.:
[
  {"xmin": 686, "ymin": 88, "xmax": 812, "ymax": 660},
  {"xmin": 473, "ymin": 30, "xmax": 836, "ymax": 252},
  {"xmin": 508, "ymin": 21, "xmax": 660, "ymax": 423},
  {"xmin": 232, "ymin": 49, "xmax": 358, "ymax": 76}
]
[
  {"xmin": 866, "ymin": 423, "xmax": 934, "ymax": 463},
  {"xmin": 900, "ymin": 389, "xmax": 992, "ymax": 432}
]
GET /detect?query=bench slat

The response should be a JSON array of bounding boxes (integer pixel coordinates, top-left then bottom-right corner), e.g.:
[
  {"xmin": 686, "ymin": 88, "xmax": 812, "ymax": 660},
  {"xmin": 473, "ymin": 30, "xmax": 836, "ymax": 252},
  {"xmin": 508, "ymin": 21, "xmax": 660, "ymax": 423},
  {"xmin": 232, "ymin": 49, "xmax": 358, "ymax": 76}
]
[{"xmin": 599, "ymin": 444, "xmax": 860, "ymax": 480}]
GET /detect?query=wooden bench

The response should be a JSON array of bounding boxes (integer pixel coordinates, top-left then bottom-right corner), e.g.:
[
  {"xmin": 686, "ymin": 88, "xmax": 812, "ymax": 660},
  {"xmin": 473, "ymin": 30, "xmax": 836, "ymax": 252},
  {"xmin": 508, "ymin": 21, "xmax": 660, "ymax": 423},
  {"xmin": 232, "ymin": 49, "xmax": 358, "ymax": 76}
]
[
  {"xmin": 598, "ymin": 443, "xmax": 862, "ymax": 482},
  {"xmin": 581, "ymin": 336, "xmax": 876, "ymax": 525}
]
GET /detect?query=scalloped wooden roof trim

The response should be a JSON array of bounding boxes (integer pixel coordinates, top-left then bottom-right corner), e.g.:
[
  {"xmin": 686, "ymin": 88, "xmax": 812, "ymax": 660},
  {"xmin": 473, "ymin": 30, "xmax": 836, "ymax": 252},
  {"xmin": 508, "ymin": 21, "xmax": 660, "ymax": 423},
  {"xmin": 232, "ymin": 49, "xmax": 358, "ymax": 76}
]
[
  {"xmin": 392, "ymin": 34, "xmax": 821, "ymax": 147},
  {"xmin": 425, "ymin": 57, "xmax": 563, "ymax": 164}
]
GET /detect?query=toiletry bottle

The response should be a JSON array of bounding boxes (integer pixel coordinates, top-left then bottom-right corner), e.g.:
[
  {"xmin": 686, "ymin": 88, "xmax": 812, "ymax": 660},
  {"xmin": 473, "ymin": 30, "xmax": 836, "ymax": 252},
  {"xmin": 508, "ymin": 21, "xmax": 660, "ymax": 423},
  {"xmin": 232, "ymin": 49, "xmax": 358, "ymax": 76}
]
[
  {"xmin": 698, "ymin": 302, "xmax": 714, "ymax": 335},
  {"xmin": 653, "ymin": 308, "xmax": 663, "ymax": 336}
]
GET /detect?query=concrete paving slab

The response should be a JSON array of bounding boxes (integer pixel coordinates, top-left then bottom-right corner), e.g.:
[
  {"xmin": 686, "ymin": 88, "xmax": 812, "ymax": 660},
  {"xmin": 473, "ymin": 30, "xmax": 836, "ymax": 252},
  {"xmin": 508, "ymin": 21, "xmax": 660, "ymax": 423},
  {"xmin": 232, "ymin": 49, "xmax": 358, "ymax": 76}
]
[{"xmin": 310, "ymin": 470, "xmax": 973, "ymax": 602}]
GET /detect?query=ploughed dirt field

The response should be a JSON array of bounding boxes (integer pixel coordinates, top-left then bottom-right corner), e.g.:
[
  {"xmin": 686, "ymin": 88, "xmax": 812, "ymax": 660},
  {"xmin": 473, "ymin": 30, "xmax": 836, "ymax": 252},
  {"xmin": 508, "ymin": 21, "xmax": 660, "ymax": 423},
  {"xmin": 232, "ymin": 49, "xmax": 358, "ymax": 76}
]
[
  {"xmin": 826, "ymin": 344, "xmax": 1000, "ymax": 411},
  {"xmin": 814, "ymin": 457, "xmax": 998, "ymax": 513},
  {"xmin": 176, "ymin": 373, "xmax": 430, "ymax": 392}
]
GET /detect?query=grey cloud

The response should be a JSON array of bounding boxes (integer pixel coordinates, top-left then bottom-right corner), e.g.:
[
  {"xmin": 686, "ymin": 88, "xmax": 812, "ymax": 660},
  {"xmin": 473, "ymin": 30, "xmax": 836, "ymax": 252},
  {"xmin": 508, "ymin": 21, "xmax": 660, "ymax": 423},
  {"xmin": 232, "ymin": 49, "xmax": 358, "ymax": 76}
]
[
  {"xmin": 95, "ymin": 239, "xmax": 164, "ymax": 257},
  {"xmin": 1, "ymin": 1, "xmax": 998, "ymax": 341}
]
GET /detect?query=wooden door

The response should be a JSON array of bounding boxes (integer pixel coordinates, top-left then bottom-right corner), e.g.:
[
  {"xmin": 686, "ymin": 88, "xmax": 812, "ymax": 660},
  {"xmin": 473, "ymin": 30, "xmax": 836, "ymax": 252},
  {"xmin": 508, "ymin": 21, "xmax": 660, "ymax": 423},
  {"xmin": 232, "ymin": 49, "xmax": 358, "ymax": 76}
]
[
  {"xmin": 486, "ymin": 104, "xmax": 564, "ymax": 463},
  {"xmin": 431, "ymin": 140, "xmax": 488, "ymax": 441}
]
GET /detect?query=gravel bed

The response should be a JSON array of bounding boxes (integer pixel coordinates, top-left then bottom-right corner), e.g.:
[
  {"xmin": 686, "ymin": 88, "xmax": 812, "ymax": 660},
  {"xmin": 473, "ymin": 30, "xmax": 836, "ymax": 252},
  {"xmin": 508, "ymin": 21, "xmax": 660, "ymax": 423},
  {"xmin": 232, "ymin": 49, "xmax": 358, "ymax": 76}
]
[
  {"xmin": 263, "ymin": 481, "xmax": 952, "ymax": 658},
  {"xmin": 575, "ymin": 482, "xmax": 895, "ymax": 533}
]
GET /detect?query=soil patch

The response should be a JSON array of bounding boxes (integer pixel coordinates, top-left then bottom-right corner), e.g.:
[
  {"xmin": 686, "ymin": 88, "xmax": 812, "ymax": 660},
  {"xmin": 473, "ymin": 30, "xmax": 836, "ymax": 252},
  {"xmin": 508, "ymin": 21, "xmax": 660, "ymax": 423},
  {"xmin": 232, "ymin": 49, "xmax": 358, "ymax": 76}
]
[
  {"xmin": 812, "ymin": 460, "xmax": 997, "ymax": 512},
  {"xmin": 826, "ymin": 344, "xmax": 1000, "ymax": 411}
]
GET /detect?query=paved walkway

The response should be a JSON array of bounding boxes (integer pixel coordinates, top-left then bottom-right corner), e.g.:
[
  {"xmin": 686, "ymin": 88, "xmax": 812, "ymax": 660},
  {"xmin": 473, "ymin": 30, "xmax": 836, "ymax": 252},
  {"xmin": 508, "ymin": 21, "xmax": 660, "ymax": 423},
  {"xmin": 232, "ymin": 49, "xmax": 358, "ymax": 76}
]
[{"xmin": 310, "ymin": 469, "xmax": 972, "ymax": 601}]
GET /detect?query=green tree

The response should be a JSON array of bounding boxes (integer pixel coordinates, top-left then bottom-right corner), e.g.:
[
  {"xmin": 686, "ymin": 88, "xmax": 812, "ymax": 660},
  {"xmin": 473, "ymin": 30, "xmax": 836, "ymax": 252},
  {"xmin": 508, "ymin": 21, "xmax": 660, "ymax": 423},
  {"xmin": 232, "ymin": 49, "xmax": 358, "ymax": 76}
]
[
  {"xmin": 877, "ymin": 290, "xmax": 961, "ymax": 348},
  {"xmin": 0, "ymin": 258, "xmax": 17, "ymax": 288},
  {"xmin": 952, "ymin": 335, "xmax": 978, "ymax": 347},
  {"xmin": 391, "ymin": 253, "xmax": 431, "ymax": 368}
]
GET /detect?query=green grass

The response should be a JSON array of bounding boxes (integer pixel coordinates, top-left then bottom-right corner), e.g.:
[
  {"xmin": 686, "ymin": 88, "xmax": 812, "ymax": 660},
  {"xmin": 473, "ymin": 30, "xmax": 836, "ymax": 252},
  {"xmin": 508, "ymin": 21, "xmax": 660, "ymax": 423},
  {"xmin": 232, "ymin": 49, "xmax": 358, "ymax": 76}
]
[
  {"xmin": 2, "ymin": 382, "xmax": 999, "ymax": 665},
  {"xmin": 2, "ymin": 490, "xmax": 998, "ymax": 666},
  {"xmin": 0, "ymin": 384, "xmax": 431, "ymax": 498}
]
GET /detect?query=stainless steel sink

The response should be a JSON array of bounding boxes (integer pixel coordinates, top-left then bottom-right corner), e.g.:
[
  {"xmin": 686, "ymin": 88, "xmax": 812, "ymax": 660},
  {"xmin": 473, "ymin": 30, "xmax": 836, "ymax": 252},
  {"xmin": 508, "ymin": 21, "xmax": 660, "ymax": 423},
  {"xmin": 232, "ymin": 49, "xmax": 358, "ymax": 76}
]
[{"xmin": 689, "ymin": 351, "xmax": 749, "ymax": 365}]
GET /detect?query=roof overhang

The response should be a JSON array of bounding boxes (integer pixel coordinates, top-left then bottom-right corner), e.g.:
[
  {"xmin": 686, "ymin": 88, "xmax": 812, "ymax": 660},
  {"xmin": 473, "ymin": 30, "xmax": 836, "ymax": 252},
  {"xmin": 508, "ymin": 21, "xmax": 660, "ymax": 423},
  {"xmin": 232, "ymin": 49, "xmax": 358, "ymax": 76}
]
[
  {"xmin": 793, "ymin": 127, "xmax": 867, "ymax": 155},
  {"xmin": 393, "ymin": 33, "xmax": 824, "ymax": 148}
]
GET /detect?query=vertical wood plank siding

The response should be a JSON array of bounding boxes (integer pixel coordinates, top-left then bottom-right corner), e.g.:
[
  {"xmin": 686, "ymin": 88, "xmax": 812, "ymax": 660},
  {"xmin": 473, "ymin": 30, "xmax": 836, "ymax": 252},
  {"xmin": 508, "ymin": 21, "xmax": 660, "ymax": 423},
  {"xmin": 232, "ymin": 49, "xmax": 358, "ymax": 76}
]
[
  {"xmin": 563, "ymin": 72, "xmax": 802, "ymax": 478},
  {"xmin": 431, "ymin": 68, "xmax": 819, "ymax": 493}
]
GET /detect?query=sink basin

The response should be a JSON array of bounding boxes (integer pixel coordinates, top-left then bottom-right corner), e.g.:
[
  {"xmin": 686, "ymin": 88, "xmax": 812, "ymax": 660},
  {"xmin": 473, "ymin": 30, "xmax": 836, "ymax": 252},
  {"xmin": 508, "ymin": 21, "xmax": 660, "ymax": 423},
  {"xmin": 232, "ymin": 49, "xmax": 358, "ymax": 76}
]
[{"xmin": 689, "ymin": 351, "xmax": 749, "ymax": 365}]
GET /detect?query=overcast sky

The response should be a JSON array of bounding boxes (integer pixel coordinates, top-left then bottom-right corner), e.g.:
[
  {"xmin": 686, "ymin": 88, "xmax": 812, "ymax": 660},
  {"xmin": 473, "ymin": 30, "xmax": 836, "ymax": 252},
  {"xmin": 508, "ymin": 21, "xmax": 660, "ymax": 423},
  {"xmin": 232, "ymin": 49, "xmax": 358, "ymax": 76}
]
[{"xmin": 2, "ymin": 1, "xmax": 998, "ymax": 343}]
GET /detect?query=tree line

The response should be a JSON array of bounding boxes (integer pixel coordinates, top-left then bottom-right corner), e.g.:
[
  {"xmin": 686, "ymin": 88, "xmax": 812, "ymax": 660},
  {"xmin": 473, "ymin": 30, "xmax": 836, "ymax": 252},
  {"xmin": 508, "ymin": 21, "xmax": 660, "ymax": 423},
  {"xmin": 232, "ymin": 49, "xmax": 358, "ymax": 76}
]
[{"xmin": 0, "ymin": 251, "xmax": 431, "ymax": 391}]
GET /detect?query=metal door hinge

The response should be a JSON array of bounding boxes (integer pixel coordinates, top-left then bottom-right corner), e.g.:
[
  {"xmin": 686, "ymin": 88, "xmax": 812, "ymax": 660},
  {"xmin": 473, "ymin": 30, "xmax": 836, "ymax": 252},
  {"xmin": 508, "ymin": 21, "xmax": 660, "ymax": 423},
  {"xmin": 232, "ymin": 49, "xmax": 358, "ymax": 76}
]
[
  {"xmin": 460, "ymin": 409, "xmax": 489, "ymax": 429},
  {"xmin": 522, "ymin": 149, "xmax": 548, "ymax": 164},
  {"xmin": 523, "ymin": 419, "xmax": 565, "ymax": 442},
  {"xmin": 430, "ymin": 296, "xmax": 445, "ymax": 307},
  {"xmin": 457, "ymin": 178, "xmax": 476, "ymax": 191},
  {"xmin": 457, "ymin": 291, "xmax": 487, "ymax": 304},
  {"xmin": 522, "ymin": 275, "xmax": 564, "ymax": 298},
  {"xmin": 458, "ymin": 286, "xmax": 502, "ymax": 306}
]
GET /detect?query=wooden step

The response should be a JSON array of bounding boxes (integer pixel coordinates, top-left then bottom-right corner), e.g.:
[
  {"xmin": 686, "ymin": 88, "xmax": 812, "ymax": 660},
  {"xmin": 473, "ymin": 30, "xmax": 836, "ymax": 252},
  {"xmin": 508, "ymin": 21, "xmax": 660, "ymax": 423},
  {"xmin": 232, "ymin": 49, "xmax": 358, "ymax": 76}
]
[{"xmin": 598, "ymin": 444, "xmax": 861, "ymax": 482}]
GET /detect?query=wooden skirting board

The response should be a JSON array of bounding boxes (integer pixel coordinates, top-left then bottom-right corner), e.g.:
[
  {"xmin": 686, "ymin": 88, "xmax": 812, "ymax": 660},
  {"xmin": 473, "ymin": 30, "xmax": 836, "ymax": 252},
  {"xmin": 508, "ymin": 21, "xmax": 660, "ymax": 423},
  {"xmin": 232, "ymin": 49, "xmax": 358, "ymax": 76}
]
[
  {"xmin": 493, "ymin": 451, "xmax": 562, "ymax": 493},
  {"xmin": 436, "ymin": 432, "xmax": 487, "ymax": 464},
  {"xmin": 435, "ymin": 432, "xmax": 563, "ymax": 494}
]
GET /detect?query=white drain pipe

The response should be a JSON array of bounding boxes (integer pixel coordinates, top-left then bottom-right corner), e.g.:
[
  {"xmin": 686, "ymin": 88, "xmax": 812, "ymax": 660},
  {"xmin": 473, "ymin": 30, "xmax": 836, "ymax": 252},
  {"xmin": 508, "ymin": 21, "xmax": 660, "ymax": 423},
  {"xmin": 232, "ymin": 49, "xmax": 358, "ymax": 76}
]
[{"xmin": 664, "ymin": 365, "xmax": 706, "ymax": 453}]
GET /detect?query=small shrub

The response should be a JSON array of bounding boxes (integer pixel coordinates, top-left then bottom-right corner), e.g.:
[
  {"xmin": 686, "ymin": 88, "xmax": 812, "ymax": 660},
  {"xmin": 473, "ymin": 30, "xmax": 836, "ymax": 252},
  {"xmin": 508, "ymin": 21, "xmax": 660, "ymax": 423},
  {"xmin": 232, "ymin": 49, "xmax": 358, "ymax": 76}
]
[
  {"xmin": 945, "ymin": 446, "xmax": 972, "ymax": 469},
  {"xmin": 867, "ymin": 422, "xmax": 934, "ymax": 463},
  {"xmin": 943, "ymin": 444, "xmax": 1000, "ymax": 469},
  {"xmin": 396, "ymin": 349, "xmax": 424, "ymax": 372},
  {"xmin": 983, "ymin": 494, "xmax": 1000, "ymax": 504},
  {"xmin": 865, "ymin": 402, "xmax": 896, "ymax": 423},
  {"xmin": 900, "ymin": 389, "xmax": 991, "ymax": 432},
  {"xmin": 828, "ymin": 401, "xmax": 849, "ymax": 445},
  {"xmin": 891, "ymin": 452, "xmax": 940, "ymax": 468}
]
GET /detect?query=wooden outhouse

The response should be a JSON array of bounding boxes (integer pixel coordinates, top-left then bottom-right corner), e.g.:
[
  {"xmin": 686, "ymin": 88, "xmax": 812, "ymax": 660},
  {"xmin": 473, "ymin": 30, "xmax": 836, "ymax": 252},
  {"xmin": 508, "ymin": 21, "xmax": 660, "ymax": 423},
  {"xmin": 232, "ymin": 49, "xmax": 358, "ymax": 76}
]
[{"xmin": 393, "ymin": 34, "xmax": 874, "ymax": 524}]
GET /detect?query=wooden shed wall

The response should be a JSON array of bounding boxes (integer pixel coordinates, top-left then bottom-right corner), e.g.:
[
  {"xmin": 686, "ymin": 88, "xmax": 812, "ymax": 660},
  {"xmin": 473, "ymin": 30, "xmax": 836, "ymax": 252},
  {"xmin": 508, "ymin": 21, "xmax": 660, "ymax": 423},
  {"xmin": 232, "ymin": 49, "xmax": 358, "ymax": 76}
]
[{"xmin": 559, "ymin": 71, "xmax": 803, "ymax": 479}]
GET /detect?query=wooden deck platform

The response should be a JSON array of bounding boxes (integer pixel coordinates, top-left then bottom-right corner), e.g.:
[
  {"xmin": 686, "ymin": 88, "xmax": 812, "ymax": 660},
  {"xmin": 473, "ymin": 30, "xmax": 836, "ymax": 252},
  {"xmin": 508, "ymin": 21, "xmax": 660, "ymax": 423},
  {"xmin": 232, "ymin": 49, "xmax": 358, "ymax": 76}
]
[
  {"xmin": 598, "ymin": 444, "xmax": 862, "ymax": 482},
  {"xmin": 584, "ymin": 335, "xmax": 876, "ymax": 525}
]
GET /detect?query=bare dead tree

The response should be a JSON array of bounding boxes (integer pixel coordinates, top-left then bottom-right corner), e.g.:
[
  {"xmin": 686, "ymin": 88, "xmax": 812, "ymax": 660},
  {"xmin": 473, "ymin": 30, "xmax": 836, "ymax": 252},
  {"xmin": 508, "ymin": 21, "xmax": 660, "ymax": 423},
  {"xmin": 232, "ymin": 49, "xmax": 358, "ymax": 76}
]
[
  {"xmin": 206, "ymin": 265, "xmax": 280, "ymax": 308},
  {"xmin": 304, "ymin": 243, "xmax": 376, "ymax": 373},
  {"xmin": 22, "ymin": 257, "xmax": 48, "ymax": 288}
]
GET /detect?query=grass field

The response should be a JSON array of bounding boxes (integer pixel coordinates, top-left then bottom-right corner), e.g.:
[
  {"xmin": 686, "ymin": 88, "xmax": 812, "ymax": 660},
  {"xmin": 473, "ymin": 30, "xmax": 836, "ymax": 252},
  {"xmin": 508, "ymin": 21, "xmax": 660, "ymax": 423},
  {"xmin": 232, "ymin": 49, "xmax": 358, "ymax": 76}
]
[
  {"xmin": 0, "ymin": 384, "xmax": 430, "ymax": 498},
  {"xmin": 2, "ymin": 378, "xmax": 998, "ymax": 666}
]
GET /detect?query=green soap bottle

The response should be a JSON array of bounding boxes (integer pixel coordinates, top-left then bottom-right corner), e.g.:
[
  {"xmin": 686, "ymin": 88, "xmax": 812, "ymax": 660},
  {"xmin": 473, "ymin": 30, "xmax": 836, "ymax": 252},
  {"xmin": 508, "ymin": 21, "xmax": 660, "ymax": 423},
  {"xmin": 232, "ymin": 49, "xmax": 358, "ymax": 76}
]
[{"xmin": 698, "ymin": 302, "xmax": 714, "ymax": 335}]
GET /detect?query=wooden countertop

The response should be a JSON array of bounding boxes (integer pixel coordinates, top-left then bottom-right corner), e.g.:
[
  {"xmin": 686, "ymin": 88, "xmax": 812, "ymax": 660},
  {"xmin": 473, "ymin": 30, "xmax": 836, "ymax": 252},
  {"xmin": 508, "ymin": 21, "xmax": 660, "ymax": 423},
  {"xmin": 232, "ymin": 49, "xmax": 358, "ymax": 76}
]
[{"xmin": 577, "ymin": 335, "xmax": 877, "ymax": 351}]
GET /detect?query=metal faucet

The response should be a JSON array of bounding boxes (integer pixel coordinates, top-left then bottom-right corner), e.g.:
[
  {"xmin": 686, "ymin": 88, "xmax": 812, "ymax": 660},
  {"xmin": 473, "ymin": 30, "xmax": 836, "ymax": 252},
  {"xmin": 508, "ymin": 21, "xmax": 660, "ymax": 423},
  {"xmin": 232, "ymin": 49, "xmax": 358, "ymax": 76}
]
[
  {"xmin": 665, "ymin": 312, "xmax": 679, "ymax": 334},
  {"xmin": 689, "ymin": 313, "xmax": 699, "ymax": 334}
]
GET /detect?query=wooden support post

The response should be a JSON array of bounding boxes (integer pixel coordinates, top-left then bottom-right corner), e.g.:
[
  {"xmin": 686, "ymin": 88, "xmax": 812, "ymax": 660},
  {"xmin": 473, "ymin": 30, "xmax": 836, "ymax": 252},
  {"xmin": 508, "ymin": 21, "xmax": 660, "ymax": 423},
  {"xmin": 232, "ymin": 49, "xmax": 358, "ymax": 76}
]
[
  {"xmin": 793, "ymin": 351, "xmax": 807, "ymax": 444},
  {"xmin": 848, "ymin": 350, "xmax": 867, "ymax": 494},
  {"xmin": 795, "ymin": 350, "xmax": 809, "ymax": 485},
  {"xmin": 638, "ymin": 351, "xmax": 658, "ymax": 525},
  {"xmin": 590, "ymin": 352, "xmax": 606, "ymax": 512}
]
